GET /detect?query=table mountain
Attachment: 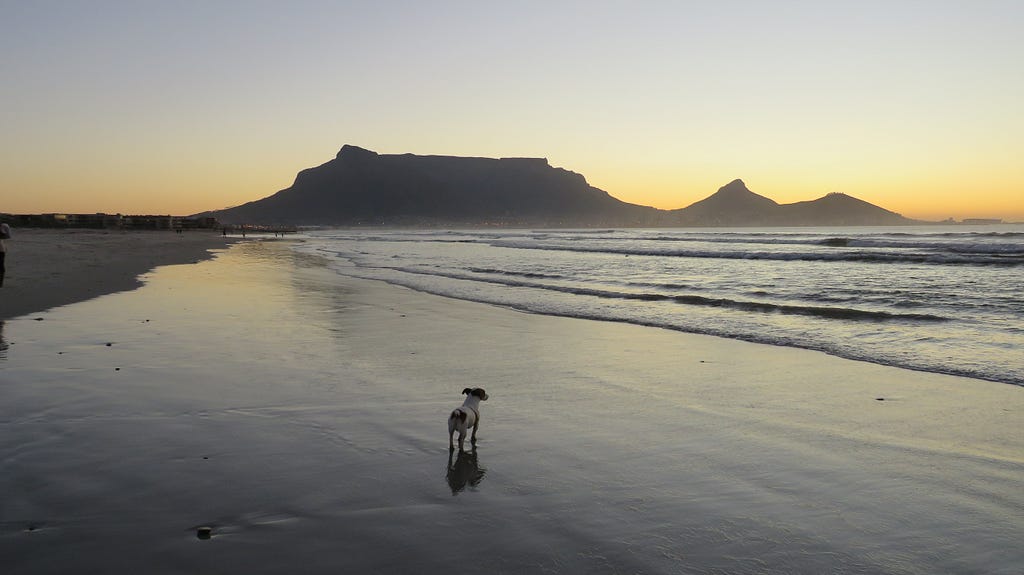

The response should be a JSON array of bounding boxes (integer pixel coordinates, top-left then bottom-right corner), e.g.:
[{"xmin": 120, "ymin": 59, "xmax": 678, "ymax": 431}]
[{"xmin": 206, "ymin": 145, "xmax": 663, "ymax": 226}]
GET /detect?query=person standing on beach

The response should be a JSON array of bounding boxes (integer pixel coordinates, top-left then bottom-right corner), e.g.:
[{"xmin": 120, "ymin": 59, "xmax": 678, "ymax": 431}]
[{"xmin": 0, "ymin": 222, "xmax": 10, "ymax": 287}]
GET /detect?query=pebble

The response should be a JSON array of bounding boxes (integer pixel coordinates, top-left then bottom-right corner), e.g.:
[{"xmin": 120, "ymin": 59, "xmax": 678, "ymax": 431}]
[{"xmin": 196, "ymin": 526, "xmax": 213, "ymax": 540}]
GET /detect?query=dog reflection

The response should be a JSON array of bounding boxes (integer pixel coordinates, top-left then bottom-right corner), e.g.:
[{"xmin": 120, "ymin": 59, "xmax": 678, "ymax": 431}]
[{"xmin": 446, "ymin": 447, "xmax": 486, "ymax": 495}]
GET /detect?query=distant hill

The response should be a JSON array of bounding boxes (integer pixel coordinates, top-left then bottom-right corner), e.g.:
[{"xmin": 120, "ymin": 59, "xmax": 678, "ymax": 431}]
[
  {"xmin": 777, "ymin": 192, "xmax": 912, "ymax": 226},
  {"xmin": 672, "ymin": 179, "xmax": 780, "ymax": 226},
  {"xmin": 672, "ymin": 179, "xmax": 916, "ymax": 227},
  {"xmin": 200, "ymin": 145, "xmax": 918, "ymax": 227}
]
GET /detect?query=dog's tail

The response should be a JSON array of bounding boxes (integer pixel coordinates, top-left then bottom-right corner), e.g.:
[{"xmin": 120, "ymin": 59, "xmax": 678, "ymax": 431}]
[{"xmin": 450, "ymin": 409, "xmax": 467, "ymax": 423}]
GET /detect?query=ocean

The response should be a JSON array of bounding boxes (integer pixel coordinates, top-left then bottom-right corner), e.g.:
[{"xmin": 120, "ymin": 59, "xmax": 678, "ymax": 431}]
[{"xmin": 299, "ymin": 225, "xmax": 1024, "ymax": 387}]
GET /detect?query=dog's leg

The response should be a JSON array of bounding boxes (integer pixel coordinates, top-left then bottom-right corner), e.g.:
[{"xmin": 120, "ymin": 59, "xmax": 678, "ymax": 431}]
[
  {"xmin": 471, "ymin": 417, "xmax": 480, "ymax": 445},
  {"xmin": 458, "ymin": 430, "xmax": 466, "ymax": 452},
  {"xmin": 448, "ymin": 417, "xmax": 456, "ymax": 451}
]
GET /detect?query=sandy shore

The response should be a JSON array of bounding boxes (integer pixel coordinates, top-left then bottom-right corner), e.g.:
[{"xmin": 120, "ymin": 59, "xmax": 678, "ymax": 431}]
[
  {"xmin": 0, "ymin": 228, "xmax": 235, "ymax": 321},
  {"xmin": 1, "ymin": 240, "xmax": 1021, "ymax": 573}
]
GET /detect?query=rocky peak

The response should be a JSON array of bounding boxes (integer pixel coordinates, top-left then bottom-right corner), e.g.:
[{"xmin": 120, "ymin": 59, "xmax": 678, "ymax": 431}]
[
  {"xmin": 336, "ymin": 145, "xmax": 380, "ymax": 161},
  {"xmin": 715, "ymin": 179, "xmax": 752, "ymax": 195}
]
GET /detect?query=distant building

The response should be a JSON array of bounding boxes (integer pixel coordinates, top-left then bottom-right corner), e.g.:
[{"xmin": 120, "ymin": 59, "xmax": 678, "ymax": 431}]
[
  {"xmin": 180, "ymin": 216, "xmax": 219, "ymax": 230},
  {"xmin": 961, "ymin": 218, "xmax": 1003, "ymax": 225},
  {"xmin": 122, "ymin": 215, "xmax": 176, "ymax": 230},
  {"xmin": 0, "ymin": 213, "xmax": 221, "ymax": 230}
]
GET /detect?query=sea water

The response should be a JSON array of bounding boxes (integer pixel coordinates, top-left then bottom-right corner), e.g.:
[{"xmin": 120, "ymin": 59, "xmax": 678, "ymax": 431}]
[{"xmin": 298, "ymin": 225, "xmax": 1024, "ymax": 387}]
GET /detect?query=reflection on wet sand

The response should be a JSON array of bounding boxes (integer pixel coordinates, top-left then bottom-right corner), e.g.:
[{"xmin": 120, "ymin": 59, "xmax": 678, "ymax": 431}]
[
  {"xmin": 446, "ymin": 447, "xmax": 485, "ymax": 495},
  {"xmin": 0, "ymin": 321, "xmax": 7, "ymax": 361}
]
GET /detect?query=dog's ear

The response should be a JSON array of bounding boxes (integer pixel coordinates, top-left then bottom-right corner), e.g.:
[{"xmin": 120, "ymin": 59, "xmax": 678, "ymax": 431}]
[
  {"xmin": 462, "ymin": 388, "xmax": 473, "ymax": 395},
  {"xmin": 472, "ymin": 388, "xmax": 487, "ymax": 398}
]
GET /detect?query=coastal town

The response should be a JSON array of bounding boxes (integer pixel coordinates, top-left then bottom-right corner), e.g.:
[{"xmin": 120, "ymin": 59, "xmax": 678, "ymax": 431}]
[{"xmin": 0, "ymin": 213, "xmax": 297, "ymax": 234}]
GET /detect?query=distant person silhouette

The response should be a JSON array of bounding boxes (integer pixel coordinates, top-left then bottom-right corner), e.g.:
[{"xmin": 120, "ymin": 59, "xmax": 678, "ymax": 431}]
[
  {"xmin": 0, "ymin": 222, "xmax": 10, "ymax": 287},
  {"xmin": 0, "ymin": 321, "xmax": 7, "ymax": 360}
]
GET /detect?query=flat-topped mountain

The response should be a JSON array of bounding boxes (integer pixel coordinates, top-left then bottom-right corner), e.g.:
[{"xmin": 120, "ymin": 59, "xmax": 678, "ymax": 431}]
[
  {"xmin": 206, "ymin": 145, "xmax": 661, "ymax": 226},
  {"xmin": 201, "ymin": 146, "xmax": 918, "ymax": 227}
]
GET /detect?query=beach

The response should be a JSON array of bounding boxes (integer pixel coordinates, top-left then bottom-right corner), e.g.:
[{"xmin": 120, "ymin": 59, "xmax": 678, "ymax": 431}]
[
  {"xmin": 0, "ymin": 228, "xmax": 235, "ymax": 321},
  {"xmin": 1, "ymin": 236, "xmax": 1022, "ymax": 574}
]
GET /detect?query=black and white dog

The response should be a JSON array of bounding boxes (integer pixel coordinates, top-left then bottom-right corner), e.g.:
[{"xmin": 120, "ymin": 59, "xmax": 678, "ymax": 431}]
[{"xmin": 448, "ymin": 388, "xmax": 489, "ymax": 451}]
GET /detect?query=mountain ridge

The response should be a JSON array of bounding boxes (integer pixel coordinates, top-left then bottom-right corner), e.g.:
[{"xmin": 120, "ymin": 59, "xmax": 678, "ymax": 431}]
[{"xmin": 201, "ymin": 146, "xmax": 918, "ymax": 227}]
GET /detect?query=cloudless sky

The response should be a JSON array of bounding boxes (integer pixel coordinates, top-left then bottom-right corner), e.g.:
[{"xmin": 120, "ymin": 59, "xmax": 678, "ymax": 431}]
[{"xmin": 2, "ymin": 1, "xmax": 1021, "ymax": 220}]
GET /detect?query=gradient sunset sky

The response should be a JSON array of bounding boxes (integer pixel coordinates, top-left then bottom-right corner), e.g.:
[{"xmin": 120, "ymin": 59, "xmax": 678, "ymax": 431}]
[{"xmin": 2, "ymin": 1, "xmax": 1021, "ymax": 221}]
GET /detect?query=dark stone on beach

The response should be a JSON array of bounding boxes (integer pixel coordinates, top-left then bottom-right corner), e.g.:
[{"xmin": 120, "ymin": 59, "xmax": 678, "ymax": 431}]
[
  {"xmin": 115, "ymin": 367, "xmax": 121, "ymax": 371},
  {"xmin": 33, "ymin": 317, "xmax": 44, "ymax": 321},
  {"xmin": 106, "ymin": 342, "xmax": 113, "ymax": 346},
  {"xmin": 876, "ymin": 397, "xmax": 885, "ymax": 401},
  {"xmin": 196, "ymin": 526, "xmax": 213, "ymax": 540}
]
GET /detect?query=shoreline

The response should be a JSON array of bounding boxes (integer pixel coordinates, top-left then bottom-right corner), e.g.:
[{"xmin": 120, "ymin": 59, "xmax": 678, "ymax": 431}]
[
  {"xmin": 0, "ymin": 229, "xmax": 237, "ymax": 321},
  {"xmin": 4, "ymin": 228, "xmax": 1019, "ymax": 390}
]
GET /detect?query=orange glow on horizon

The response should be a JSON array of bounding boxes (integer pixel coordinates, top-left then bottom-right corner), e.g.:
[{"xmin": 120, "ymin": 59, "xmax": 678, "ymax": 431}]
[
  {"xmin": 6, "ymin": 167, "xmax": 1020, "ymax": 223},
  {"xmin": 588, "ymin": 172, "xmax": 1023, "ymax": 223}
]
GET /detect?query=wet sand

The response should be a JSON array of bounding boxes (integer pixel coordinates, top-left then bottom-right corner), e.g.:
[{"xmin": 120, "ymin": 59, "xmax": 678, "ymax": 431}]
[
  {"xmin": 0, "ymin": 228, "xmax": 235, "ymax": 321},
  {"xmin": 1, "ymin": 241, "xmax": 1021, "ymax": 574}
]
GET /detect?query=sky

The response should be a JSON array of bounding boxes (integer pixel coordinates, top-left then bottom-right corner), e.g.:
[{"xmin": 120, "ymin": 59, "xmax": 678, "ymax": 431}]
[{"xmin": 2, "ymin": 1, "xmax": 1022, "ymax": 221}]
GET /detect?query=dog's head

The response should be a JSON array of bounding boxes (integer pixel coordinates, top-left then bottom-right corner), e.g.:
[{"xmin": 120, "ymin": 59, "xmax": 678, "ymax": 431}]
[{"xmin": 462, "ymin": 387, "xmax": 489, "ymax": 401}]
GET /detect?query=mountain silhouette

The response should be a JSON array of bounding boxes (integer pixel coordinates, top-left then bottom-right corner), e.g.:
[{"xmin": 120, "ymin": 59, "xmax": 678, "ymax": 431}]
[
  {"xmin": 672, "ymin": 179, "xmax": 781, "ymax": 226},
  {"xmin": 778, "ymin": 192, "xmax": 911, "ymax": 226},
  {"xmin": 206, "ymin": 145, "xmax": 661, "ymax": 226},
  {"xmin": 201, "ymin": 145, "xmax": 917, "ymax": 227},
  {"xmin": 671, "ymin": 180, "xmax": 913, "ymax": 226}
]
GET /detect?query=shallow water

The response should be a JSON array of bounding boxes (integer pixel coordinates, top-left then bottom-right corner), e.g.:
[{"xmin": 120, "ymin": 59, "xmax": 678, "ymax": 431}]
[
  {"xmin": 300, "ymin": 225, "xmax": 1024, "ymax": 387},
  {"xmin": 1, "ymin": 241, "xmax": 1022, "ymax": 574}
]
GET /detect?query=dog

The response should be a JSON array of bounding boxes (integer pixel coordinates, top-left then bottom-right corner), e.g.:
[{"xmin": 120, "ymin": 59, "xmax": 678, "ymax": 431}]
[{"xmin": 448, "ymin": 387, "xmax": 488, "ymax": 451}]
